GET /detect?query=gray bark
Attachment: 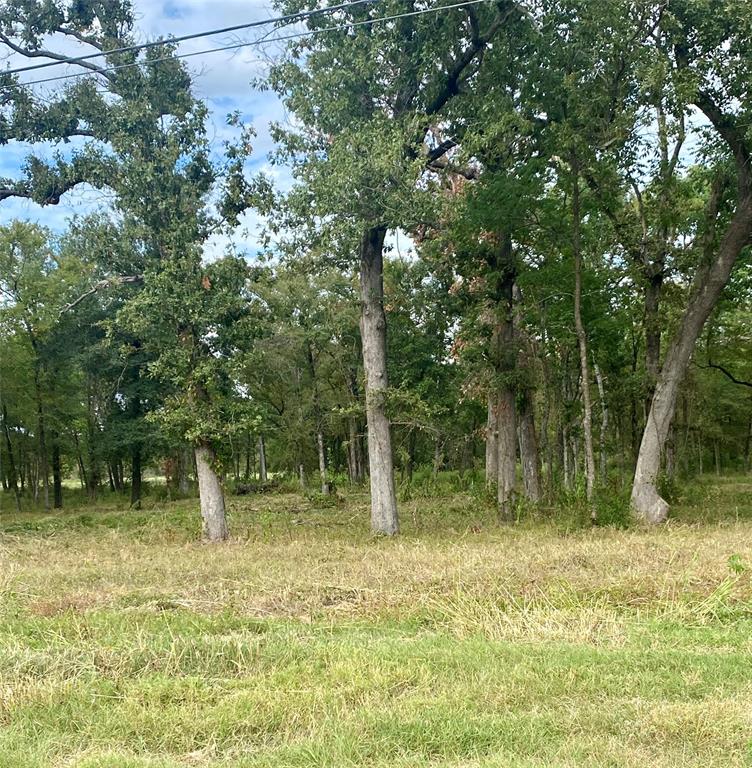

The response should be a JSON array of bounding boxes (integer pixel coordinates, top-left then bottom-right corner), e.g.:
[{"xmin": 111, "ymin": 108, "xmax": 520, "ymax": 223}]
[
  {"xmin": 1, "ymin": 403, "xmax": 21, "ymax": 512},
  {"xmin": 485, "ymin": 394, "xmax": 498, "ymax": 488},
  {"xmin": 632, "ymin": 186, "xmax": 752, "ymax": 521},
  {"xmin": 257, "ymin": 435, "xmax": 267, "ymax": 483},
  {"xmin": 518, "ymin": 389, "xmax": 541, "ymax": 504},
  {"xmin": 572, "ymin": 165, "xmax": 596, "ymax": 512},
  {"xmin": 593, "ymin": 361, "xmax": 609, "ymax": 485},
  {"xmin": 496, "ymin": 389, "xmax": 517, "ymax": 521},
  {"xmin": 195, "ymin": 444, "xmax": 228, "ymax": 541},
  {"xmin": 359, "ymin": 225, "xmax": 399, "ymax": 535},
  {"xmin": 316, "ymin": 431, "xmax": 329, "ymax": 494}
]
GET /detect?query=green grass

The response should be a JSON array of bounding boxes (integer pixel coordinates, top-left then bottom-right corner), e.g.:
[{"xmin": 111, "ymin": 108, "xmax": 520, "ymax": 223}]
[{"xmin": 1, "ymin": 476, "xmax": 752, "ymax": 766}]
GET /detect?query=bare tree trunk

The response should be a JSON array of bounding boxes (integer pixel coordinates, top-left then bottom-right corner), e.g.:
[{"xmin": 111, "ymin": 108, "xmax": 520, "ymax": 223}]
[
  {"xmin": 496, "ymin": 389, "xmax": 517, "ymax": 521},
  {"xmin": 51, "ymin": 434, "xmax": 63, "ymax": 509},
  {"xmin": 1, "ymin": 403, "xmax": 21, "ymax": 512},
  {"xmin": 130, "ymin": 444, "xmax": 142, "ymax": 509},
  {"xmin": 593, "ymin": 360, "xmax": 608, "ymax": 485},
  {"xmin": 665, "ymin": 424, "xmax": 676, "ymax": 479},
  {"xmin": 307, "ymin": 343, "xmax": 330, "ymax": 495},
  {"xmin": 518, "ymin": 389, "xmax": 541, "ymax": 504},
  {"xmin": 178, "ymin": 447, "xmax": 191, "ymax": 494},
  {"xmin": 316, "ymin": 431, "xmax": 329, "ymax": 494},
  {"xmin": 632, "ymin": 181, "xmax": 752, "ymax": 521},
  {"xmin": 485, "ymin": 394, "xmax": 498, "ymax": 488},
  {"xmin": 572, "ymin": 165, "xmax": 596, "ymax": 514},
  {"xmin": 257, "ymin": 435, "xmax": 267, "ymax": 483},
  {"xmin": 359, "ymin": 225, "xmax": 398, "ymax": 535},
  {"xmin": 195, "ymin": 443, "xmax": 228, "ymax": 541},
  {"xmin": 32, "ymin": 364, "xmax": 50, "ymax": 511},
  {"xmin": 347, "ymin": 418, "xmax": 358, "ymax": 484},
  {"xmin": 644, "ymin": 272, "xmax": 663, "ymax": 415},
  {"xmin": 562, "ymin": 423, "xmax": 571, "ymax": 490}
]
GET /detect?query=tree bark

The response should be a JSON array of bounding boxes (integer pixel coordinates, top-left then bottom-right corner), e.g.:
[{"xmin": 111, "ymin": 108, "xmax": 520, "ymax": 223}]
[
  {"xmin": 496, "ymin": 389, "xmax": 517, "ymax": 521},
  {"xmin": 195, "ymin": 443, "xmax": 228, "ymax": 541},
  {"xmin": 316, "ymin": 431, "xmax": 329, "ymax": 494},
  {"xmin": 307, "ymin": 343, "xmax": 330, "ymax": 494},
  {"xmin": 32, "ymin": 363, "xmax": 50, "ymax": 511},
  {"xmin": 359, "ymin": 225, "xmax": 399, "ymax": 535},
  {"xmin": 632, "ymin": 189, "xmax": 752, "ymax": 521},
  {"xmin": 1, "ymin": 403, "xmax": 22, "ymax": 512},
  {"xmin": 51, "ymin": 433, "xmax": 62, "ymax": 509},
  {"xmin": 257, "ymin": 435, "xmax": 268, "ymax": 483},
  {"xmin": 130, "ymin": 444, "xmax": 142, "ymax": 508},
  {"xmin": 644, "ymin": 271, "xmax": 663, "ymax": 414},
  {"xmin": 572, "ymin": 164, "xmax": 596, "ymax": 512},
  {"xmin": 485, "ymin": 394, "xmax": 498, "ymax": 488},
  {"xmin": 178, "ymin": 447, "xmax": 191, "ymax": 494},
  {"xmin": 518, "ymin": 388, "xmax": 541, "ymax": 504},
  {"xmin": 593, "ymin": 360, "xmax": 609, "ymax": 485}
]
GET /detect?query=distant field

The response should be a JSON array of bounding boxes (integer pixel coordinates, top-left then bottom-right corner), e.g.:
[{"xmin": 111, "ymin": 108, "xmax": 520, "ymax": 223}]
[{"xmin": 1, "ymin": 477, "xmax": 751, "ymax": 767}]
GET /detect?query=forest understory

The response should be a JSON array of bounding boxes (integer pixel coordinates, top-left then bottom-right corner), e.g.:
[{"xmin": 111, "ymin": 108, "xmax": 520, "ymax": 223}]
[{"xmin": 1, "ymin": 474, "xmax": 751, "ymax": 768}]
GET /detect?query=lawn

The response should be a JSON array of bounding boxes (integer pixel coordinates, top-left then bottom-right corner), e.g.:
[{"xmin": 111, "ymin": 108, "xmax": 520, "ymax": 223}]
[{"xmin": 1, "ymin": 477, "xmax": 751, "ymax": 767}]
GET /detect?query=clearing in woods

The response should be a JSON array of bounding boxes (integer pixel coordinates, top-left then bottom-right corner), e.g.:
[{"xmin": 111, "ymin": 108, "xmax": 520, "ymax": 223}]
[{"xmin": 1, "ymin": 476, "xmax": 751, "ymax": 767}]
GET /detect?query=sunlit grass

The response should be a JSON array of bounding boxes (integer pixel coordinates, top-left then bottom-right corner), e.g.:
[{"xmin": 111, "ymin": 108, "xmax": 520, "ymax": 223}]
[{"xmin": 1, "ymin": 475, "xmax": 751, "ymax": 766}]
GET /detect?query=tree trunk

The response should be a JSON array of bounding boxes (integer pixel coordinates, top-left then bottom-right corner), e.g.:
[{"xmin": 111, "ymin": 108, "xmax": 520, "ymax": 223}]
[
  {"xmin": 359, "ymin": 225, "xmax": 399, "ymax": 535},
  {"xmin": 644, "ymin": 272, "xmax": 663, "ymax": 415},
  {"xmin": 178, "ymin": 447, "xmax": 191, "ymax": 494},
  {"xmin": 51, "ymin": 434, "xmax": 63, "ymax": 509},
  {"xmin": 593, "ymin": 360, "xmax": 609, "ymax": 485},
  {"xmin": 432, "ymin": 436, "xmax": 444, "ymax": 478},
  {"xmin": 316, "ymin": 431, "xmax": 329, "ymax": 494},
  {"xmin": 665, "ymin": 424, "xmax": 676, "ymax": 479},
  {"xmin": 518, "ymin": 389, "xmax": 541, "ymax": 504},
  {"xmin": 632, "ymin": 186, "xmax": 752, "ymax": 521},
  {"xmin": 32, "ymin": 364, "xmax": 50, "ymax": 511},
  {"xmin": 485, "ymin": 394, "xmax": 498, "ymax": 488},
  {"xmin": 130, "ymin": 444, "xmax": 142, "ymax": 508},
  {"xmin": 307, "ymin": 343, "xmax": 330, "ymax": 494},
  {"xmin": 1, "ymin": 403, "xmax": 22, "ymax": 512},
  {"xmin": 572, "ymin": 165, "xmax": 596, "ymax": 513},
  {"xmin": 496, "ymin": 389, "xmax": 517, "ymax": 521},
  {"xmin": 257, "ymin": 435, "xmax": 268, "ymax": 483},
  {"xmin": 406, "ymin": 428, "xmax": 417, "ymax": 484},
  {"xmin": 195, "ymin": 443, "xmax": 228, "ymax": 541}
]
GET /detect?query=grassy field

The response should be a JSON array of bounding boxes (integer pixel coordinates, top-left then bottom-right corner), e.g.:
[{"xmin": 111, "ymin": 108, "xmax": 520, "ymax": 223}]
[{"xmin": 1, "ymin": 476, "xmax": 752, "ymax": 767}]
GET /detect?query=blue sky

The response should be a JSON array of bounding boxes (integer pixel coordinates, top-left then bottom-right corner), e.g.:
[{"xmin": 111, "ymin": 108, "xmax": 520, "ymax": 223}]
[{"xmin": 0, "ymin": 0, "xmax": 293, "ymax": 258}]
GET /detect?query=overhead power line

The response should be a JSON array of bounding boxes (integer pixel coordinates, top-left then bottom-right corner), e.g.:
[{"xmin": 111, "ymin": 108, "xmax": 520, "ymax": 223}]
[
  {"xmin": 1, "ymin": 0, "xmax": 379, "ymax": 77},
  {"xmin": 1, "ymin": 0, "xmax": 493, "ymax": 90}
]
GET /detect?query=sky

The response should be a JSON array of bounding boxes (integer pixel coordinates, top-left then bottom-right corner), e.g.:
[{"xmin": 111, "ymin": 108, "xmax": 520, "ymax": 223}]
[{"xmin": 0, "ymin": 0, "xmax": 296, "ymax": 258}]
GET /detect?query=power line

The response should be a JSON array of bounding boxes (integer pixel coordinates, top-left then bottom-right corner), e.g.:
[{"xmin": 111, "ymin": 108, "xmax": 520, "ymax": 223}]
[
  {"xmin": 1, "ymin": 0, "xmax": 379, "ymax": 77},
  {"xmin": 2, "ymin": 0, "xmax": 493, "ymax": 90}
]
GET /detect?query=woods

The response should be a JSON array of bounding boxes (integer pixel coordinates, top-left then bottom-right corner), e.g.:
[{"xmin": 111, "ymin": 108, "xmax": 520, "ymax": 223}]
[{"xmin": 0, "ymin": 0, "xmax": 751, "ymax": 537}]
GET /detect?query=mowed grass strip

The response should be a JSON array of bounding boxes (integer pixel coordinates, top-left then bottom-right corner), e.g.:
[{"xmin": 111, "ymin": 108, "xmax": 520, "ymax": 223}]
[{"xmin": 1, "ymin": 478, "xmax": 752, "ymax": 767}]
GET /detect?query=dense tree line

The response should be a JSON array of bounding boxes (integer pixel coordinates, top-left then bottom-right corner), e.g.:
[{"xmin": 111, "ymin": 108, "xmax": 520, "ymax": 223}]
[{"xmin": 1, "ymin": 0, "xmax": 751, "ymax": 539}]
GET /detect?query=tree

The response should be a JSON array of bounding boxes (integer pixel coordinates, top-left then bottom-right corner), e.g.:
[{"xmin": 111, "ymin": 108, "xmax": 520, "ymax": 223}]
[
  {"xmin": 631, "ymin": 1, "xmax": 752, "ymax": 522},
  {"xmin": 265, "ymin": 0, "xmax": 525, "ymax": 533}
]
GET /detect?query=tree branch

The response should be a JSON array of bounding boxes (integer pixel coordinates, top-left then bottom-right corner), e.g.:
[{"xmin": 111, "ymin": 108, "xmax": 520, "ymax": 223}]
[
  {"xmin": 60, "ymin": 275, "xmax": 143, "ymax": 315},
  {"xmin": 695, "ymin": 361, "xmax": 752, "ymax": 389},
  {"xmin": 0, "ymin": 32, "xmax": 114, "ymax": 82}
]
